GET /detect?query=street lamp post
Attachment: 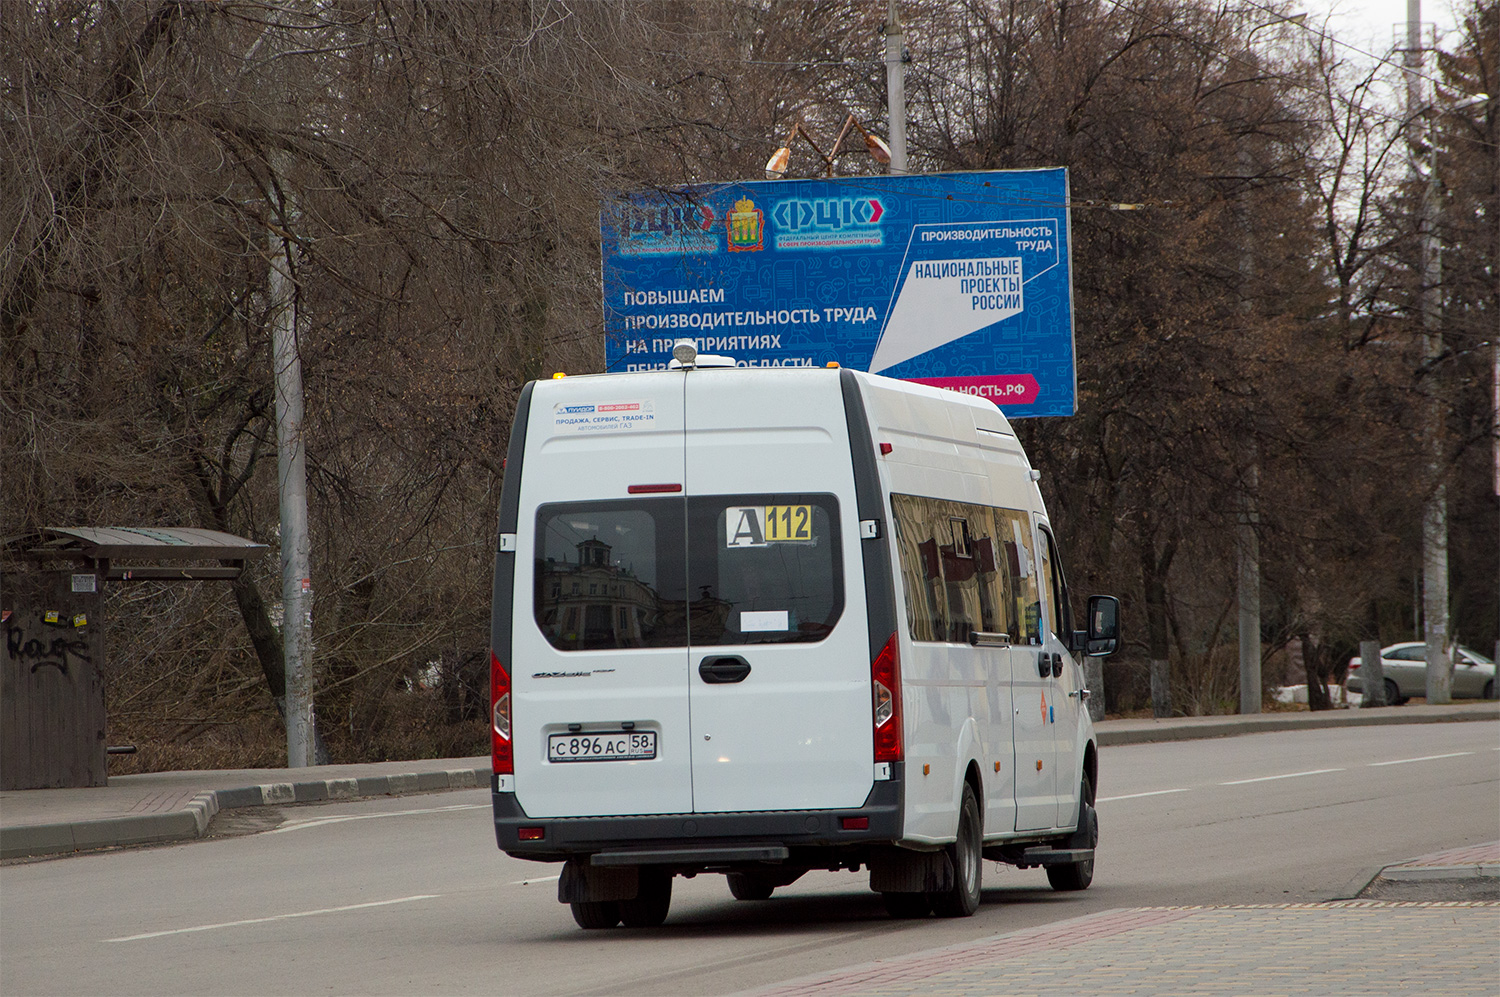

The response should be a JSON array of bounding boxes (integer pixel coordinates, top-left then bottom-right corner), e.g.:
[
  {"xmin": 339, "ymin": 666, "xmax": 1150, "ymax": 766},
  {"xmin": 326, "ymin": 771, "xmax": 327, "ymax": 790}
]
[
  {"xmin": 1405, "ymin": 0, "xmax": 1490, "ymax": 703},
  {"xmin": 884, "ymin": 0, "xmax": 907, "ymax": 174}
]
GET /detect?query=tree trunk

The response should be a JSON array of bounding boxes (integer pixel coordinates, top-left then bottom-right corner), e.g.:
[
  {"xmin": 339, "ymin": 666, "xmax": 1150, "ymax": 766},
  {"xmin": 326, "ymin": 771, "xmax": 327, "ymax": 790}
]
[
  {"xmin": 1300, "ymin": 632, "xmax": 1333, "ymax": 711},
  {"xmin": 1138, "ymin": 523, "xmax": 1177, "ymax": 718}
]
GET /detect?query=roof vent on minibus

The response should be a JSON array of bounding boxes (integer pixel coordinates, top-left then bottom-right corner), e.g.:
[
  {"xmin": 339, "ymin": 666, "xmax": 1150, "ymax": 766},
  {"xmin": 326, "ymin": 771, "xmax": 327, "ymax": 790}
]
[{"xmin": 667, "ymin": 338, "xmax": 736, "ymax": 370}]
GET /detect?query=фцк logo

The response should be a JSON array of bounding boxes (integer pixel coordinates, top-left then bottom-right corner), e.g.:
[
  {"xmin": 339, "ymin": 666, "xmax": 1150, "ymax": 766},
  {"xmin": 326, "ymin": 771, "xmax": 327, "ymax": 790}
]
[{"xmin": 771, "ymin": 197, "xmax": 884, "ymax": 232}]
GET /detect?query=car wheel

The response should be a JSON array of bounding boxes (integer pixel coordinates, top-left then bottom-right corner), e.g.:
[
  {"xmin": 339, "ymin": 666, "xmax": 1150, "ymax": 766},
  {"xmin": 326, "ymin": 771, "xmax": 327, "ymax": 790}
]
[
  {"xmin": 1484, "ymin": 679, "xmax": 1494, "ymax": 700},
  {"xmin": 882, "ymin": 890, "xmax": 932, "ymax": 918},
  {"xmin": 618, "ymin": 869, "xmax": 672, "ymax": 928},
  {"xmin": 570, "ymin": 900, "xmax": 620, "ymax": 929},
  {"xmin": 727, "ymin": 872, "xmax": 776, "ymax": 901},
  {"xmin": 929, "ymin": 783, "xmax": 982, "ymax": 917},
  {"xmin": 1046, "ymin": 774, "xmax": 1097, "ymax": 892},
  {"xmin": 1384, "ymin": 678, "xmax": 1403, "ymax": 706}
]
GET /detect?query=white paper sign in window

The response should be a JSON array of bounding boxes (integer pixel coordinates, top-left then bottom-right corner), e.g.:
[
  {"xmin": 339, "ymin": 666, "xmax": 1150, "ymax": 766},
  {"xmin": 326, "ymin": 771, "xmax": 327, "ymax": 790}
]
[{"xmin": 741, "ymin": 610, "xmax": 790, "ymax": 632}]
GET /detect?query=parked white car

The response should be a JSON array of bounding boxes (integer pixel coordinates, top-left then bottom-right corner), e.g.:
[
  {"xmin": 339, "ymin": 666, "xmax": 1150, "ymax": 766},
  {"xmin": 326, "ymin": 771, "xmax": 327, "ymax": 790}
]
[{"xmin": 1345, "ymin": 643, "xmax": 1496, "ymax": 704}]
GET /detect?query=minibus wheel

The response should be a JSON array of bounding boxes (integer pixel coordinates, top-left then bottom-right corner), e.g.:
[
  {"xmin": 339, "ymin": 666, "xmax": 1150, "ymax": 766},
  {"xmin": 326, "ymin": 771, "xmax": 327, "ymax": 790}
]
[
  {"xmin": 1046, "ymin": 774, "xmax": 1097, "ymax": 892},
  {"xmin": 619, "ymin": 869, "xmax": 672, "ymax": 928},
  {"xmin": 929, "ymin": 784, "xmax": 982, "ymax": 917}
]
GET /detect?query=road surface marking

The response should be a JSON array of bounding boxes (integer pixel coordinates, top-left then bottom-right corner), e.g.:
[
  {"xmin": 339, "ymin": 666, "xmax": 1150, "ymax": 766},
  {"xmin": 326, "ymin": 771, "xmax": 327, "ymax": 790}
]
[
  {"xmin": 105, "ymin": 895, "xmax": 439, "ymax": 942},
  {"xmin": 510, "ymin": 874, "xmax": 563, "ymax": 885},
  {"xmin": 1220, "ymin": 768, "xmax": 1344, "ymax": 785},
  {"xmin": 1368, "ymin": 751, "xmax": 1475, "ymax": 767},
  {"xmin": 270, "ymin": 802, "xmax": 487, "ymax": 833},
  {"xmin": 1098, "ymin": 788, "xmax": 1191, "ymax": 802}
]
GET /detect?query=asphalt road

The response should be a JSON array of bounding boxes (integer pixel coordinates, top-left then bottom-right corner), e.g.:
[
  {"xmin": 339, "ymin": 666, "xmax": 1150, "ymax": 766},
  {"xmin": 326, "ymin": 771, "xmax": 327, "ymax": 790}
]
[{"xmin": 1, "ymin": 722, "xmax": 1496, "ymax": 996}]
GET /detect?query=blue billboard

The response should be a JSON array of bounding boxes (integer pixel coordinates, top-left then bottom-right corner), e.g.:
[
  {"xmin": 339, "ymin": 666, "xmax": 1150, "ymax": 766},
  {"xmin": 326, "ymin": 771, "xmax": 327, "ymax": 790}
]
[{"xmin": 601, "ymin": 169, "xmax": 1075, "ymax": 417}]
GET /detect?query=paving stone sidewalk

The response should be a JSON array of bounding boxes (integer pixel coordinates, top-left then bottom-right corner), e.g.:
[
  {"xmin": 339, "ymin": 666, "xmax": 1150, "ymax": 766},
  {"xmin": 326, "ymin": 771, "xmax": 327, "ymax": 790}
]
[{"xmin": 747, "ymin": 896, "xmax": 1500, "ymax": 996}]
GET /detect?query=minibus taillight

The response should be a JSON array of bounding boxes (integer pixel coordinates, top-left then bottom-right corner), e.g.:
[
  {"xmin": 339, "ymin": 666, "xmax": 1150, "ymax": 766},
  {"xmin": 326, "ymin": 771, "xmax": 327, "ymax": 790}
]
[
  {"xmin": 871, "ymin": 633, "xmax": 903, "ymax": 763},
  {"xmin": 491, "ymin": 649, "xmax": 513, "ymax": 775}
]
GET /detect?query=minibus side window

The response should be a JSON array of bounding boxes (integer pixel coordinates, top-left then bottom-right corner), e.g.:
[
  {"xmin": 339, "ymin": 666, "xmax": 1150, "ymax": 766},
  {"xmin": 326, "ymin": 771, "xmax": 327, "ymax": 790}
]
[
  {"xmin": 890, "ymin": 494, "xmax": 946, "ymax": 641},
  {"xmin": 892, "ymin": 495, "xmax": 1039, "ymax": 645},
  {"xmin": 1038, "ymin": 525, "xmax": 1072, "ymax": 640},
  {"xmin": 1036, "ymin": 530, "xmax": 1057, "ymax": 642}
]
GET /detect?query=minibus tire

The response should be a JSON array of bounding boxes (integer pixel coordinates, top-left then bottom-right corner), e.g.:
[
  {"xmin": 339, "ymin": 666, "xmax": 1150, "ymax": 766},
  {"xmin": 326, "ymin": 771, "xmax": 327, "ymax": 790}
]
[
  {"xmin": 929, "ymin": 784, "xmax": 982, "ymax": 917},
  {"xmin": 570, "ymin": 900, "xmax": 621, "ymax": 929},
  {"xmin": 727, "ymin": 873, "xmax": 776, "ymax": 901},
  {"xmin": 619, "ymin": 870, "xmax": 672, "ymax": 928},
  {"xmin": 1046, "ymin": 775, "xmax": 1097, "ymax": 892}
]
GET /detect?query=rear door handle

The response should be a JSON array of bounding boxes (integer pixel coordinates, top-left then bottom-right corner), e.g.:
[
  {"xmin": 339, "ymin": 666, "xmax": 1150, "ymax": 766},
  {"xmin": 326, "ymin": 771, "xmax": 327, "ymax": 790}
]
[{"xmin": 699, "ymin": 656, "xmax": 752, "ymax": 684}]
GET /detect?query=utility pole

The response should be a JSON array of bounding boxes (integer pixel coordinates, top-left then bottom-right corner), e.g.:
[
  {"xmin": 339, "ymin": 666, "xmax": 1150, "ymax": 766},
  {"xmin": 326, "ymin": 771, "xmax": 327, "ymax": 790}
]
[
  {"xmin": 1406, "ymin": 0, "xmax": 1453, "ymax": 703},
  {"xmin": 1235, "ymin": 135, "xmax": 1261, "ymax": 714},
  {"xmin": 884, "ymin": 0, "xmax": 907, "ymax": 174},
  {"xmin": 269, "ymin": 161, "xmax": 316, "ymax": 768}
]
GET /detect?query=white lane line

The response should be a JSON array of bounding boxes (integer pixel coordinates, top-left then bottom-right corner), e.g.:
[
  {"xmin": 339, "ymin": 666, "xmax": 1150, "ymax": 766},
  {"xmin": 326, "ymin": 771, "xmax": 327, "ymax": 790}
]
[
  {"xmin": 510, "ymin": 874, "xmax": 562, "ymax": 886},
  {"xmin": 1368, "ymin": 751, "xmax": 1475, "ymax": 767},
  {"xmin": 1220, "ymin": 768, "xmax": 1344, "ymax": 785},
  {"xmin": 270, "ymin": 803, "xmax": 487, "ymax": 834},
  {"xmin": 1097, "ymin": 788, "xmax": 1191, "ymax": 802},
  {"xmin": 106, "ymin": 895, "xmax": 439, "ymax": 943}
]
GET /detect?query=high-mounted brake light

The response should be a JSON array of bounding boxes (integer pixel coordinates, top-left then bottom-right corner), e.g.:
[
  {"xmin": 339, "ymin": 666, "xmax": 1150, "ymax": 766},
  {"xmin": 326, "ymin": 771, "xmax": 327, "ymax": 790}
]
[
  {"xmin": 871, "ymin": 633, "xmax": 903, "ymax": 763},
  {"xmin": 491, "ymin": 649, "xmax": 513, "ymax": 775}
]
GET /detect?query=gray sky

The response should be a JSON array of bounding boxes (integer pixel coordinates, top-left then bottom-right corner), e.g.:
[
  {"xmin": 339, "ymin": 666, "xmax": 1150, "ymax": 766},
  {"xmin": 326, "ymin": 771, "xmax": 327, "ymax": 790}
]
[{"xmin": 1311, "ymin": 0, "xmax": 1464, "ymax": 61}]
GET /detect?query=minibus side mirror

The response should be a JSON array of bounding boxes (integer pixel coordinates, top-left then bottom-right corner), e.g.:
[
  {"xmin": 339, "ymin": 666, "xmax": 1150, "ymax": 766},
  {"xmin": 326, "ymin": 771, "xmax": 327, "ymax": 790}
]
[{"xmin": 1079, "ymin": 595, "xmax": 1119, "ymax": 657}]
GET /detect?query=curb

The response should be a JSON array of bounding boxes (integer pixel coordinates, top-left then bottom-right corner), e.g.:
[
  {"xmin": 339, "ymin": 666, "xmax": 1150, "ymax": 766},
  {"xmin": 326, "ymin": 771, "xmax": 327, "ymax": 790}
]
[
  {"xmin": 6, "ymin": 706, "xmax": 1494, "ymax": 861},
  {"xmin": 1095, "ymin": 702, "xmax": 1499, "ymax": 745},
  {"xmin": 1380, "ymin": 863, "xmax": 1500, "ymax": 881},
  {"xmin": 0, "ymin": 766, "xmax": 491, "ymax": 860}
]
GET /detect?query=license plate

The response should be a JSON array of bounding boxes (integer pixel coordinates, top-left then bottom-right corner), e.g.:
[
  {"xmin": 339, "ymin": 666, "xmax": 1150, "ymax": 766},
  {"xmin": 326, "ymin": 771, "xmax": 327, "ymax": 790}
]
[{"xmin": 548, "ymin": 731, "xmax": 657, "ymax": 763}]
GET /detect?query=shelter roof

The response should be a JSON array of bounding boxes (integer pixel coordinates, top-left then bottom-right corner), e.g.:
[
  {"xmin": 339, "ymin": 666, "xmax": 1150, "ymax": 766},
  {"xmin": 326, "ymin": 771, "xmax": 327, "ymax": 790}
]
[{"xmin": 11, "ymin": 527, "xmax": 267, "ymax": 562}]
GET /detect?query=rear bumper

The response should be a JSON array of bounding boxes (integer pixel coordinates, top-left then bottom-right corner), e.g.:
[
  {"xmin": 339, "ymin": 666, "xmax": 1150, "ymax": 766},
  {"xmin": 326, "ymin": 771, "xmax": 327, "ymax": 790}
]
[{"xmin": 493, "ymin": 768, "xmax": 904, "ymax": 862}]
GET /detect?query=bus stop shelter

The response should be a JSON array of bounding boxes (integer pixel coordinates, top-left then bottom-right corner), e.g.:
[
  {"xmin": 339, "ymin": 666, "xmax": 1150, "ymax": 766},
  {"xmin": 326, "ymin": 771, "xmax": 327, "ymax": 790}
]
[{"xmin": 2, "ymin": 527, "xmax": 267, "ymax": 790}]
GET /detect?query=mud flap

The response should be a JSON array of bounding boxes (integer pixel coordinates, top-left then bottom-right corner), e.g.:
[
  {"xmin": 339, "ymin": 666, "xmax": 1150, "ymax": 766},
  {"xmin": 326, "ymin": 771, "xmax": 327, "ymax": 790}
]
[{"xmin": 868, "ymin": 847, "xmax": 953, "ymax": 893}]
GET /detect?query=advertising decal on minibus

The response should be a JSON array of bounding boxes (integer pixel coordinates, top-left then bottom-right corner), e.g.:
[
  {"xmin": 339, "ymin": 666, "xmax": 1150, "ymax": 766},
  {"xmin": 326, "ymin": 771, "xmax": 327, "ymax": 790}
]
[{"xmin": 552, "ymin": 400, "xmax": 655, "ymax": 434}]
